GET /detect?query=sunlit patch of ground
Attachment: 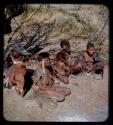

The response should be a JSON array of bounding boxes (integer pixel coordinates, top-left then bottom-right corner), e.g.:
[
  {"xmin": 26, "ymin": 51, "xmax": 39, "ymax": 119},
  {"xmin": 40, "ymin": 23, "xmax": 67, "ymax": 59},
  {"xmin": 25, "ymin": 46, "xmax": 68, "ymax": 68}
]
[{"xmin": 3, "ymin": 64, "xmax": 108, "ymax": 122}]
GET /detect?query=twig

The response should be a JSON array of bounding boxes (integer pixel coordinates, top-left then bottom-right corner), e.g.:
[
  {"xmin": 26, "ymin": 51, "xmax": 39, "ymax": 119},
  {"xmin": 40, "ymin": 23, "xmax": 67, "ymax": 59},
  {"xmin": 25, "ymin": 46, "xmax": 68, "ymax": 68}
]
[
  {"xmin": 7, "ymin": 5, "xmax": 42, "ymax": 46},
  {"xmin": 96, "ymin": 17, "xmax": 108, "ymax": 51}
]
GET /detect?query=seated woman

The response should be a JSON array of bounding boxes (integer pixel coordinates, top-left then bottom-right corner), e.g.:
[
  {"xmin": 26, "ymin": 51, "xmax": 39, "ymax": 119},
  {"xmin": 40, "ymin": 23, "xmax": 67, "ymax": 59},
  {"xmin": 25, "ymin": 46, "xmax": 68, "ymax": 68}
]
[
  {"xmin": 32, "ymin": 52, "xmax": 71, "ymax": 102},
  {"xmin": 53, "ymin": 52, "xmax": 70, "ymax": 84}
]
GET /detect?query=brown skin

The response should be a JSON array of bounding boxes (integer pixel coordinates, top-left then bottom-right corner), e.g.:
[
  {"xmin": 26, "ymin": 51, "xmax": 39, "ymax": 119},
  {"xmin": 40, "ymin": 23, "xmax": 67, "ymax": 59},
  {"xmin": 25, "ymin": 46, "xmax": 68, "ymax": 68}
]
[
  {"xmin": 6, "ymin": 63, "xmax": 26, "ymax": 96},
  {"xmin": 63, "ymin": 44, "xmax": 71, "ymax": 55},
  {"xmin": 83, "ymin": 47, "xmax": 95, "ymax": 68},
  {"xmin": 11, "ymin": 50, "xmax": 23, "ymax": 62},
  {"xmin": 92, "ymin": 62, "xmax": 104, "ymax": 73},
  {"xmin": 61, "ymin": 44, "xmax": 83, "ymax": 74},
  {"xmin": 87, "ymin": 47, "xmax": 95, "ymax": 57},
  {"xmin": 15, "ymin": 73, "xmax": 25, "ymax": 96},
  {"xmin": 25, "ymin": 58, "xmax": 32, "ymax": 66},
  {"xmin": 84, "ymin": 47, "xmax": 104, "ymax": 72},
  {"xmin": 35, "ymin": 57, "xmax": 71, "ymax": 102},
  {"xmin": 70, "ymin": 63, "xmax": 82, "ymax": 74},
  {"xmin": 8, "ymin": 69, "xmax": 17, "ymax": 86},
  {"xmin": 14, "ymin": 64, "xmax": 27, "ymax": 96},
  {"xmin": 5, "ymin": 50, "xmax": 27, "ymax": 96},
  {"xmin": 54, "ymin": 60, "xmax": 70, "ymax": 84},
  {"xmin": 43, "ymin": 57, "xmax": 51, "ymax": 67}
]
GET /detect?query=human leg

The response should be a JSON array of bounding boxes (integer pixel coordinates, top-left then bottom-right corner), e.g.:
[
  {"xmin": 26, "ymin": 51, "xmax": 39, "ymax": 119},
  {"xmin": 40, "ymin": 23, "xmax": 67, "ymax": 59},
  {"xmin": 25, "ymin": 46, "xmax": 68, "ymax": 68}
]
[
  {"xmin": 56, "ymin": 73, "xmax": 69, "ymax": 84},
  {"xmin": 45, "ymin": 89, "xmax": 65, "ymax": 102},
  {"xmin": 55, "ymin": 86, "xmax": 71, "ymax": 96}
]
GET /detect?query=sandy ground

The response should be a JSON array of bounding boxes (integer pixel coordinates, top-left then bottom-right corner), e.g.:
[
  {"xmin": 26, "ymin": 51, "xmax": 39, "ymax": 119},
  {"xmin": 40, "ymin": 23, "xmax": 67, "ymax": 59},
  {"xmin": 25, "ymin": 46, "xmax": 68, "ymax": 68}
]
[{"xmin": 3, "ymin": 64, "xmax": 108, "ymax": 122}]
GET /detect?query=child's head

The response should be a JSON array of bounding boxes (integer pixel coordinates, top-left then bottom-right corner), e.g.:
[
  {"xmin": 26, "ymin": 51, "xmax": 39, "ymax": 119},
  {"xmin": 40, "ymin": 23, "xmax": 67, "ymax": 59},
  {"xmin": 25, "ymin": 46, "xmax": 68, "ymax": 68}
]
[
  {"xmin": 11, "ymin": 50, "xmax": 22, "ymax": 61},
  {"xmin": 37, "ymin": 52, "xmax": 50, "ymax": 66},
  {"xmin": 56, "ymin": 52, "xmax": 66, "ymax": 63},
  {"xmin": 86, "ymin": 42, "xmax": 95, "ymax": 56},
  {"xmin": 60, "ymin": 39, "xmax": 70, "ymax": 54}
]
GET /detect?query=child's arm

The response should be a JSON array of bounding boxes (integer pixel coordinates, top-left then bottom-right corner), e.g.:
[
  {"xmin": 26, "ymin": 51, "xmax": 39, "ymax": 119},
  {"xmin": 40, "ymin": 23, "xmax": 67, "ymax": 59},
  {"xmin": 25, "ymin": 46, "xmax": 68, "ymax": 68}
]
[
  {"xmin": 93, "ymin": 52, "xmax": 105, "ymax": 63},
  {"xmin": 9, "ymin": 73, "xmax": 16, "ymax": 84},
  {"xmin": 64, "ymin": 64, "xmax": 70, "ymax": 75},
  {"xmin": 15, "ymin": 74, "xmax": 25, "ymax": 90}
]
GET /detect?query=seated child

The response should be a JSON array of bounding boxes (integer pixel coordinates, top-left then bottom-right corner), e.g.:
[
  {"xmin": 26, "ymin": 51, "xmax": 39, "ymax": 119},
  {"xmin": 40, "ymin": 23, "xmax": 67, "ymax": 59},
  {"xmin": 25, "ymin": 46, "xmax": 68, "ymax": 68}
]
[
  {"xmin": 4, "ymin": 50, "xmax": 27, "ymax": 96},
  {"xmin": 53, "ymin": 52, "xmax": 70, "ymax": 84},
  {"xmin": 58, "ymin": 39, "xmax": 82, "ymax": 74},
  {"xmin": 32, "ymin": 52, "xmax": 71, "ymax": 102},
  {"xmin": 82, "ymin": 42, "xmax": 104, "ymax": 78}
]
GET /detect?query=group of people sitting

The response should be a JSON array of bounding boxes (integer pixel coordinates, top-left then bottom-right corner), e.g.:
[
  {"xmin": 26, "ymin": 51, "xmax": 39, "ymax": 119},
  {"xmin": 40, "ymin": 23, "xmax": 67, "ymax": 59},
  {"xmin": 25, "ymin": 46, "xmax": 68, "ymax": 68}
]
[{"xmin": 4, "ymin": 39, "xmax": 105, "ymax": 102}]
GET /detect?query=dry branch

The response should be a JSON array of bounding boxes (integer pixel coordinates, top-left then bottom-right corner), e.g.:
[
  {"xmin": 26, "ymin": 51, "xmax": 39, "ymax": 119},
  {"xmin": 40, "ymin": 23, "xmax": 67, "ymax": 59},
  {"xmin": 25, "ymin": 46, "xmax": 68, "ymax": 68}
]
[{"xmin": 7, "ymin": 5, "xmax": 42, "ymax": 45}]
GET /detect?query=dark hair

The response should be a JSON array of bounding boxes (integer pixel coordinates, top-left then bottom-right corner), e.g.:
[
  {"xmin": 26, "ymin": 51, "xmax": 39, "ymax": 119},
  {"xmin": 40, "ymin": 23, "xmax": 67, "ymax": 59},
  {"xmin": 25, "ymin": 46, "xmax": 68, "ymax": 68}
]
[
  {"xmin": 37, "ymin": 52, "xmax": 49, "ymax": 62},
  {"xmin": 11, "ymin": 50, "xmax": 22, "ymax": 59},
  {"xmin": 23, "ymin": 57, "xmax": 29, "ymax": 62},
  {"xmin": 56, "ymin": 52, "xmax": 66, "ymax": 62},
  {"xmin": 87, "ymin": 42, "xmax": 94, "ymax": 49},
  {"xmin": 60, "ymin": 39, "xmax": 70, "ymax": 48}
]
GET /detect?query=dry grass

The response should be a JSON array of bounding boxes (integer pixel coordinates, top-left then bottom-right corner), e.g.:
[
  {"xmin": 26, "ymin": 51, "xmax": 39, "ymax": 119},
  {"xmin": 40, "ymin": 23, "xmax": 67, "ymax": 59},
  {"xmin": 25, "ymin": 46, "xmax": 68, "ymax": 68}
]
[{"xmin": 4, "ymin": 4, "xmax": 109, "ymax": 58}]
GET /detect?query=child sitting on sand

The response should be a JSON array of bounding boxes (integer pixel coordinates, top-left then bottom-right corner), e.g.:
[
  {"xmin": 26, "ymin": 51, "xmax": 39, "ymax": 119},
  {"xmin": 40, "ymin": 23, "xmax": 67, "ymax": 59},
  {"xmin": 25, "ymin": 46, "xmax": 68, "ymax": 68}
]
[
  {"xmin": 57, "ymin": 39, "xmax": 83, "ymax": 75},
  {"xmin": 81, "ymin": 42, "xmax": 104, "ymax": 79},
  {"xmin": 53, "ymin": 51, "xmax": 70, "ymax": 84},
  {"xmin": 4, "ymin": 50, "xmax": 27, "ymax": 96},
  {"xmin": 32, "ymin": 52, "xmax": 71, "ymax": 102}
]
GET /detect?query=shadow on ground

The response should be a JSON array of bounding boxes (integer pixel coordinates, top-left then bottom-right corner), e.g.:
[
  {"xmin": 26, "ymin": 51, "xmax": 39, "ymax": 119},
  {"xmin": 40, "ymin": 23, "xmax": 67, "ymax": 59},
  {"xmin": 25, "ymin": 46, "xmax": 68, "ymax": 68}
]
[{"xmin": 23, "ymin": 69, "xmax": 34, "ymax": 96}]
